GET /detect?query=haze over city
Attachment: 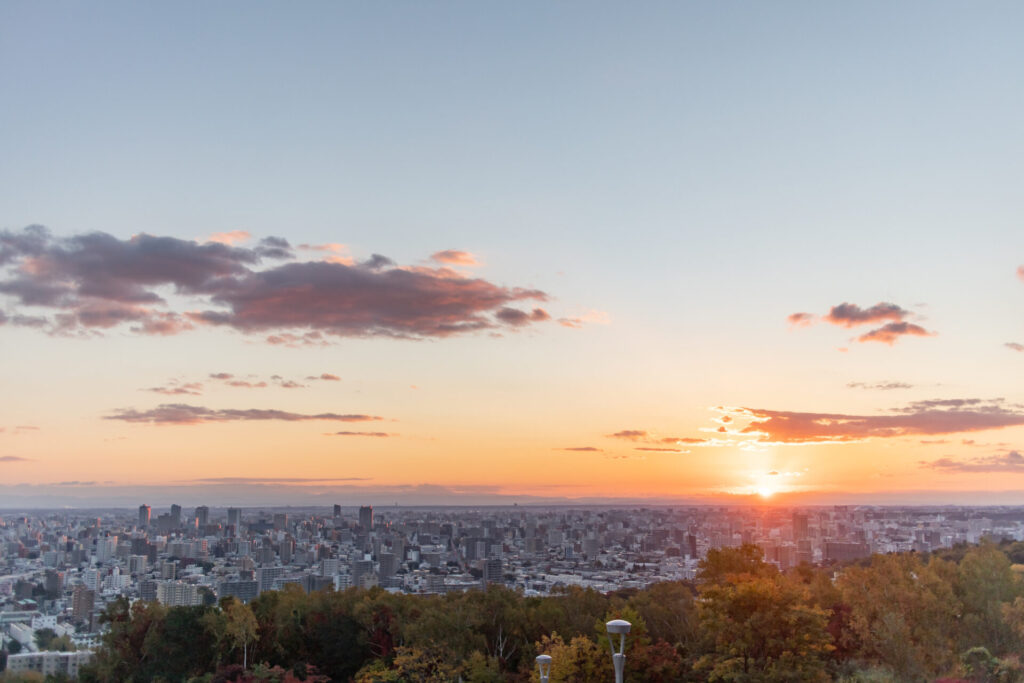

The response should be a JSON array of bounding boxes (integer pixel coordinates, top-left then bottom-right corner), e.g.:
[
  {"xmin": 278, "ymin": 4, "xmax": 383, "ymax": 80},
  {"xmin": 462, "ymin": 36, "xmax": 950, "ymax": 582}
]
[{"xmin": 3, "ymin": 2, "xmax": 1024, "ymax": 508}]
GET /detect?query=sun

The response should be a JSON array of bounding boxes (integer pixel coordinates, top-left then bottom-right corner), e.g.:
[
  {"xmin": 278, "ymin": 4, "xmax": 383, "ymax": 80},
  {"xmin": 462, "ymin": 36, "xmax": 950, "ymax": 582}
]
[{"xmin": 756, "ymin": 484, "xmax": 776, "ymax": 498}]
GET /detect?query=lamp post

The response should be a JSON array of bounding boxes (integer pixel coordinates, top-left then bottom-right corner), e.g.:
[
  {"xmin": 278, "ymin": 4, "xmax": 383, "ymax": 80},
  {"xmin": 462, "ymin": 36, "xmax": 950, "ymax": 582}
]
[
  {"xmin": 535, "ymin": 654, "xmax": 552, "ymax": 683},
  {"xmin": 606, "ymin": 619, "xmax": 631, "ymax": 683}
]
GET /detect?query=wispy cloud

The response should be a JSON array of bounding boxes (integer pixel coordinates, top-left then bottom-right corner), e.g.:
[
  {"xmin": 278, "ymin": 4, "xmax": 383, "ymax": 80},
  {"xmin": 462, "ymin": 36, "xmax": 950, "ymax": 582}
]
[
  {"xmin": 430, "ymin": 250, "xmax": 479, "ymax": 266},
  {"xmin": 847, "ymin": 381, "xmax": 914, "ymax": 390},
  {"xmin": 787, "ymin": 312, "xmax": 816, "ymax": 327},
  {"xmin": 0, "ymin": 226, "xmax": 554, "ymax": 340},
  {"xmin": 921, "ymin": 451, "xmax": 1024, "ymax": 473},
  {"xmin": 0, "ymin": 455, "xmax": 30, "ymax": 462},
  {"xmin": 307, "ymin": 373, "xmax": 340, "ymax": 381},
  {"xmin": 1007, "ymin": 343, "xmax": 1024, "ymax": 353},
  {"xmin": 720, "ymin": 398, "xmax": 1024, "ymax": 444},
  {"xmin": 328, "ymin": 431, "xmax": 392, "ymax": 437},
  {"xmin": 556, "ymin": 446, "xmax": 602, "ymax": 452},
  {"xmin": 145, "ymin": 382, "xmax": 204, "ymax": 396},
  {"xmin": 206, "ymin": 230, "xmax": 251, "ymax": 246},
  {"xmin": 558, "ymin": 310, "xmax": 611, "ymax": 329},
  {"xmin": 606, "ymin": 430, "xmax": 649, "ymax": 441},
  {"xmin": 105, "ymin": 404, "xmax": 384, "ymax": 425},
  {"xmin": 189, "ymin": 477, "xmax": 372, "ymax": 484}
]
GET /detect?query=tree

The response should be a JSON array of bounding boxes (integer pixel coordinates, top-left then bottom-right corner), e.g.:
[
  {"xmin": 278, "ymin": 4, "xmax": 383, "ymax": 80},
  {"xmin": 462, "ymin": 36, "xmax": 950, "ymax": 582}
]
[
  {"xmin": 836, "ymin": 553, "xmax": 959, "ymax": 681},
  {"xmin": 696, "ymin": 573, "xmax": 832, "ymax": 682},
  {"xmin": 33, "ymin": 628, "xmax": 57, "ymax": 650},
  {"xmin": 698, "ymin": 545, "xmax": 777, "ymax": 585},
  {"xmin": 956, "ymin": 541, "xmax": 1023, "ymax": 655},
  {"xmin": 225, "ymin": 600, "xmax": 259, "ymax": 669}
]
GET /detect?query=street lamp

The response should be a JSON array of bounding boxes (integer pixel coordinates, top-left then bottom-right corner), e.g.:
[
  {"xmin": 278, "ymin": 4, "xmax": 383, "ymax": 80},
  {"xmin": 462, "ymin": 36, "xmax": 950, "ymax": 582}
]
[
  {"xmin": 606, "ymin": 619, "xmax": 631, "ymax": 683},
  {"xmin": 535, "ymin": 654, "xmax": 552, "ymax": 683}
]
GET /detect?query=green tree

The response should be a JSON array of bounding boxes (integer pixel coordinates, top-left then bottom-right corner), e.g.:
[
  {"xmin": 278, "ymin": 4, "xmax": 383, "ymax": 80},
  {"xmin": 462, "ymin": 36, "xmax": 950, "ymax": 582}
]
[
  {"xmin": 225, "ymin": 600, "xmax": 259, "ymax": 669},
  {"xmin": 698, "ymin": 545, "xmax": 777, "ymax": 585},
  {"xmin": 33, "ymin": 629, "xmax": 57, "ymax": 650},
  {"xmin": 957, "ymin": 541, "xmax": 1023, "ymax": 655}
]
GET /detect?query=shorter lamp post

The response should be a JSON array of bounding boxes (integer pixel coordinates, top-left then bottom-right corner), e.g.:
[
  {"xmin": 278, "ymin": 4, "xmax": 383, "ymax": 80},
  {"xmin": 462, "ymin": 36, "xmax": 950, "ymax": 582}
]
[
  {"xmin": 535, "ymin": 654, "xmax": 552, "ymax": 683},
  {"xmin": 606, "ymin": 619, "xmax": 631, "ymax": 683}
]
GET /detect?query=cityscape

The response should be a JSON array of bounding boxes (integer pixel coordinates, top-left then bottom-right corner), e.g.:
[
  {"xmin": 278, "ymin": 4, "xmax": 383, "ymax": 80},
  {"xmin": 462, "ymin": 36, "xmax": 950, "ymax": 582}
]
[{"xmin": 3, "ymin": 502, "xmax": 1024, "ymax": 678}]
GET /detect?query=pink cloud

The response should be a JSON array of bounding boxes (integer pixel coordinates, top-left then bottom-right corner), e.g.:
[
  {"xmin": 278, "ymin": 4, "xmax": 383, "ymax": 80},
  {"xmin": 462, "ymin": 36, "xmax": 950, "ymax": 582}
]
[
  {"xmin": 0, "ymin": 227, "xmax": 551, "ymax": 340},
  {"xmin": 857, "ymin": 322, "xmax": 934, "ymax": 345},
  {"xmin": 724, "ymin": 399, "xmax": 1024, "ymax": 444},
  {"xmin": 430, "ymin": 250, "xmax": 479, "ymax": 266},
  {"xmin": 787, "ymin": 312, "xmax": 816, "ymax": 327},
  {"xmin": 207, "ymin": 230, "xmax": 251, "ymax": 246}
]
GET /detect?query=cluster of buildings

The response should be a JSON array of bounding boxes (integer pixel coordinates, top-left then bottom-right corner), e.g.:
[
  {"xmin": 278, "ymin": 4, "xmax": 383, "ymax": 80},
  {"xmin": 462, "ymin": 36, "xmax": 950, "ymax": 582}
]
[{"xmin": 2, "ymin": 502, "xmax": 1024, "ymax": 676}]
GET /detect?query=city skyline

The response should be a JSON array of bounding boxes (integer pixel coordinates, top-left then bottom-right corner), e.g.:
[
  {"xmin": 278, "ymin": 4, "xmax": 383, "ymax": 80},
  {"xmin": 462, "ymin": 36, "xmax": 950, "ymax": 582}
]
[{"xmin": 3, "ymin": 2, "xmax": 1024, "ymax": 507}]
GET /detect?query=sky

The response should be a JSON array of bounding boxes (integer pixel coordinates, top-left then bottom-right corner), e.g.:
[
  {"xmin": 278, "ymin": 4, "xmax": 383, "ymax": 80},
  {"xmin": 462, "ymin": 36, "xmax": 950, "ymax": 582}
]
[{"xmin": 2, "ymin": 2, "xmax": 1024, "ymax": 508}]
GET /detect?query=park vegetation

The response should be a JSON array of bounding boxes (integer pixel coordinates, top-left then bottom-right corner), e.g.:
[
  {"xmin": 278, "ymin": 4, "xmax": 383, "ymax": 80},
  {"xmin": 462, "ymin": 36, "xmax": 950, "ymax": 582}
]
[{"xmin": 8, "ymin": 539, "xmax": 1024, "ymax": 682}]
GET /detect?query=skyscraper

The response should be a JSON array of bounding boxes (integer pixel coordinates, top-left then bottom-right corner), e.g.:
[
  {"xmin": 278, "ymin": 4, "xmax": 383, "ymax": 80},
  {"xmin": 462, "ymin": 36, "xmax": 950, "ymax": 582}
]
[
  {"xmin": 170, "ymin": 504, "xmax": 182, "ymax": 527},
  {"xmin": 138, "ymin": 505, "xmax": 151, "ymax": 528},
  {"xmin": 228, "ymin": 507, "xmax": 241, "ymax": 530},
  {"xmin": 195, "ymin": 506, "xmax": 209, "ymax": 527},
  {"xmin": 359, "ymin": 505, "xmax": 373, "ymax": 531}
]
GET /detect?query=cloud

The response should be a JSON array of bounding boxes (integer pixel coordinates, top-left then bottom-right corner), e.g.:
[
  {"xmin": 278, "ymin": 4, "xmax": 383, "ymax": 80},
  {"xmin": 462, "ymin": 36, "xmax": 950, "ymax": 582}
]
[
  {"xmin": 1018, "ymin": 265, "xmax": 1024, "ymax": 282},
  {"xmin": 309, "ymin": 373, "xmax": 340, "ymax": 381},
  {"xmin": 494, "ymin": 307, "xmax": 551, "ymax": 327},
  {"xmin": 922, "ymin": 451, "xmax": 1024, "ymax": 473},
  {"xmin": 635, "ymin": 447, "xmax": 690, "ymax": 453},
  {"xmin": 189, "ymin": 477, "xmax": 372, "ymax": 484},
  {"xmin": 0, "ymin": 226, "xmax": 552, "ymax": 340},
  {"xmin": 1007, "ymin": 343, "xmax": 1024, "ymax": 353},
  {"xmin": 209, "ymin": 373, "xmax": 233, "ymax": 380},
  {"xmin": 847, "ymin": 381, "xmax": 914, "ymax": 390},
  {"xmin": 430, "ymin": 250, "xmax": 479, "ymax": 266},
  {"xmin": 328, "ymin": 431, "xmax": 392, "ymax": 437},
  {"xmin": 0, "ymin": 455, "xmax": 30, "ymax": 462},
  {"xmin": 722, "ymin": 398, "xmax": 1024, "ymax": 444},
  {"xmin": 206, "ymin": 230, "xmax": 251, "ymax": 246},
  {"xmin": 857, "ymin": 321, "xmax": 934, "ymax": 344},
  {"xmin": 824, "ymin": 302, "xmax": 911, "ymax": 328},
  {"xmin": 787, "ymin": 312, "xmax": 816, "ymax": 327},
  {"xmin": 104, "ymin": 404, "xmax": 384, "ymax": 425},
  {"xmin": 226, "ymin": 380, "xmax": 267, "ymax": 388},
  {"xmin": 605, "ymin": 430, "xmax": 709, "ymax": 447},
  {"xmin": 557, "ymin": 446, "xmax": 602, "ymax": 452},
  {"xmin": 606, "ymin": 430, "xmax": 649, "ymax": 440},
  {"xmin": 789, "ymin": 301, "xmax": 934, "ymax": 346},
  {"xmin": 558, "ymin": 310, "xmax": 611, "ymax": 329},
  {"xmin": 145, "ymin": 382, "xmax": 204, "ymax": 396}
]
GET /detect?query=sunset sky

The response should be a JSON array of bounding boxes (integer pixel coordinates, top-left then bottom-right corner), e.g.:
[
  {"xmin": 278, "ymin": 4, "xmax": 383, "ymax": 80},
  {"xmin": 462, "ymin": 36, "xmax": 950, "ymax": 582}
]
[{"xmin": 3, "ymin": 2, "xmax": 1024, "ymax": 507}]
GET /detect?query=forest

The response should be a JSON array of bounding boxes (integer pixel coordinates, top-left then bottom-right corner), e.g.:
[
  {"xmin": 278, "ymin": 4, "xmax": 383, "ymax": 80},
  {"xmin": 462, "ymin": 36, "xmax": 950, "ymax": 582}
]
[{"xmin": 8, "ymin": 539, "xmax": 1024, "ymax": 682}]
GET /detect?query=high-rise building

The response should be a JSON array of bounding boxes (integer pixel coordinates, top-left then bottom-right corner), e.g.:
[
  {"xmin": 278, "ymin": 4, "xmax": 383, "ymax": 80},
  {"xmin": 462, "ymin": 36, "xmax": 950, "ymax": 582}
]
[
  {"xmin": 333, "ymin": 504, "xmax": 342, "ymax": 518},
  {"xmin": 228, "ymin": 507, "xmax": 242, "ymax": 530},
  {"xmin": 359, "ymin": 505, "xmax": 373, "ymax": 531},
  {"xmin": 793, "ymin": 513, "xmax": 809, "ymax": 541},
  {"xmin": 195, "ymin": 506, "xmax": 209, "ymax": 527},
  {"xmin": 273, "ymin": 513, "xmax": 288, "ymax": 531},
  {"xmin": 170, "ymin": 504, "xmax": 182, "ymax": 527},
  {"xmin": 156, "ymin": 581, "xmax": 201, "ymax": 607},
  {"xmin": 138, "ymin": 505, "xmax": 151, "ymax": 528},
  {"xmin": 71, "ymin": 585, "xmax": 95, "ymax": 623},
  {"xmin": 482, "ymin": 558, "xmax": 503, "ymax": 585}
]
